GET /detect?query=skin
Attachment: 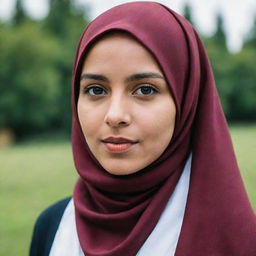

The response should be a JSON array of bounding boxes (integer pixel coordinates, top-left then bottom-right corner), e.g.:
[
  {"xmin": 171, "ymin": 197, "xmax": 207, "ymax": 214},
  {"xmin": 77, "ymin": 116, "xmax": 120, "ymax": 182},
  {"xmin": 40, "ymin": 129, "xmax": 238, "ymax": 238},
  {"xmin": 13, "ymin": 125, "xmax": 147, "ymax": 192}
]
[{"xmin": 77, "ymin": 33, "xmax": 176, "ymax": 175}]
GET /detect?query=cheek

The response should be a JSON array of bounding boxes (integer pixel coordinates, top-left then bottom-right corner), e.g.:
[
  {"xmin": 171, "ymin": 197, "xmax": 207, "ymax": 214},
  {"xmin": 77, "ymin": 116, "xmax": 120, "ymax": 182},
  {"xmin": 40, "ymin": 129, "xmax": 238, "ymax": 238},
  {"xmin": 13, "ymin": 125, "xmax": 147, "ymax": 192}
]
[
  {"xmin": 77, "ymin": 101, "xmax": 101, "ymax": 138},
  {"xmin": 137, "ymin": 99, "xmax": 176, "ymax": 142}
]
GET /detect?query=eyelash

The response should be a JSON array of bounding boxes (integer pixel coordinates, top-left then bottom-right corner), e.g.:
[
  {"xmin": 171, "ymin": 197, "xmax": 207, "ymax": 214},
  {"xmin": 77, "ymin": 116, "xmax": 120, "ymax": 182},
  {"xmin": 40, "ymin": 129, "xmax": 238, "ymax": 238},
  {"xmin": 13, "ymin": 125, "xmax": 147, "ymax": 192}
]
[{"xmin": 83, "ymin": 84, "xmax": 158, "ymax": 97}]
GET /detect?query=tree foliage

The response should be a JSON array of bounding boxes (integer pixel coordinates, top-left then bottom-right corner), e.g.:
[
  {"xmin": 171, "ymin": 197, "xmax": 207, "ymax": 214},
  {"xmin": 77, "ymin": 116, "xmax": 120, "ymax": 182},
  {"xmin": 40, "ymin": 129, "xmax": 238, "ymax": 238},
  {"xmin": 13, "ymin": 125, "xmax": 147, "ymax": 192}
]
[
  {"xmin": 0, "ymin": 1, "xmax": 255, "ymax": 140},
  {"xmin": 212, "ymin": 12, "xmax": 228, "ymax": 51},
  {"xmin": 43, "ymin": 0, "xmax": 89, "ymax": 133},
  {"xmin": 183, "ymin": 3, "xmax": 194, "ymax": 26},
  {"xmin": 0, "ymin": 0, "xmax": 89, "ymax": 139},
  {"xmin": 202, "ymin": 10, "xmax": 256, "ymax": 122},
  {"xmin": 244, "ymin": 15, "xmax": 256, "ymax": 49},
  {"xmin": 0, "ymin": 22, "xmax": 61, "ymax": 137},
  {"xmin": 13, "ymin": 0, "xmax": 28, "ymax": 26}
]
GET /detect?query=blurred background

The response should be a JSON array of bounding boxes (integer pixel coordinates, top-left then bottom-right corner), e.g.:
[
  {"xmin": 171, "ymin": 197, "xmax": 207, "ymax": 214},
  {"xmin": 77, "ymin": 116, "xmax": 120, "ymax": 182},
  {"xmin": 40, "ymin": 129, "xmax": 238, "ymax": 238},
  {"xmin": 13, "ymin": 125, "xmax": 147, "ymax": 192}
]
[{"xmin": 0, "ymin": 0, "xmax": 255, "ymax": 255}]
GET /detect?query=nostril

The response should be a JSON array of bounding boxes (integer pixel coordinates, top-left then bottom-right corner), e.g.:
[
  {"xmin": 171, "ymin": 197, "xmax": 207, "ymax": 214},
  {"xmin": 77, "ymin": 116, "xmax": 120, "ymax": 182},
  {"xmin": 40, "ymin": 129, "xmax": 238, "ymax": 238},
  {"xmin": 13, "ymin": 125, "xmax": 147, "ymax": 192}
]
[
  {"xmin": 106, "ymin": 120, "xmax": 128, "ymax": 128},
  {"xmin": 104, "ymin": 110, "xmax": 131, "ymax": 127}
]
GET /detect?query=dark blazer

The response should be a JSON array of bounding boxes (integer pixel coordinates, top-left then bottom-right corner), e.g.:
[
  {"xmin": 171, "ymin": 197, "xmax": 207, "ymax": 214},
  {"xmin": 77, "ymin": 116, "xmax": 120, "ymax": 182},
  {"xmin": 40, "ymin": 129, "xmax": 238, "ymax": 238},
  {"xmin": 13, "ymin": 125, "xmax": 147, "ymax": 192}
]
[{"xmin": 29, "ymin": 197, "xmax": 71, "ymax": 256}]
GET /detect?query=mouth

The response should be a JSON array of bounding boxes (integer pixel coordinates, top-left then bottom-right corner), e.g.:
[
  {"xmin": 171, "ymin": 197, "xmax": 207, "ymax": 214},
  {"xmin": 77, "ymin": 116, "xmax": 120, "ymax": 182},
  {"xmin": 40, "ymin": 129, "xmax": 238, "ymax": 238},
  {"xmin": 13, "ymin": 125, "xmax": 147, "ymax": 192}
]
[{"xmin": 101, "ymin": 136, "xmax": 138, "ymax": 153}]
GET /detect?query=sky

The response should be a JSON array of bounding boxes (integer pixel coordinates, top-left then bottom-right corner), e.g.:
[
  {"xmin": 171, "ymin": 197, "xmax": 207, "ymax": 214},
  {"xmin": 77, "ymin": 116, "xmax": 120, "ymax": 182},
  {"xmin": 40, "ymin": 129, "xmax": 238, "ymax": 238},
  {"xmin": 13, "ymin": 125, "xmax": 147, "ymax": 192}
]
[{"xmin": 1, "ymin": 0, "xmax": 256, "ymax": 52}]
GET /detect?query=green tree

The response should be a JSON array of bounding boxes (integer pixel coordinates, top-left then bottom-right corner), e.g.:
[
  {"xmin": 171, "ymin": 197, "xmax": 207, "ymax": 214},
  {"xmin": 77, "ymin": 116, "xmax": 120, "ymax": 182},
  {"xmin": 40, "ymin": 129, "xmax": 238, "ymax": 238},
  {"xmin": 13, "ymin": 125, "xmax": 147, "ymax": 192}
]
[
  {"xmin": 203, "ymin": 12, "xmax": 256, "ymax": 122},
  {"xmin": 212, "ymin": 12, "xmax": 228, "ymax": 51},
  {"xmin": 227, "ymin": 16, "xmax": 256, "ymax": 122},
  {"xmin": 243, "ymin": 14, "xmax": 256, "ymax": 49},
  {"xmin": 43, "ymin": 0, "xmax": 90, "ymax": 133},
  {"xmin": 226, "ymin": 49, "xmax": 256, "ymax": 121},
  {"xmin": 183, "ymin": 3, "xmax": 194, "ymax": 26},
  {"xmin": 203, "ymin": 35, "xmax": 233, "ymax": 118},
  {"xmin": 0, "ymin": 22, "xmax": 61, "ymax": 138},
  {"xmin": 202, "ymin": 11, "xmax": 232, "ymax": 118},
  {"xmin": 13, "ymin": 0, "xmax": 28, "ymax": 26},
  {"xmin": 45, "ymin": 0, "xmax": 73, "ymax": 38}
]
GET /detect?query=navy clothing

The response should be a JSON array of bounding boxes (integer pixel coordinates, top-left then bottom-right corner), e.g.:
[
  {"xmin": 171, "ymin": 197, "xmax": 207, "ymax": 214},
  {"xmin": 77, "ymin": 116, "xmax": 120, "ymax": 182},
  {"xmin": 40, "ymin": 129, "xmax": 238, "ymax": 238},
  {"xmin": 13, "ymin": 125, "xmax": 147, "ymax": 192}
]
[{"xmin": 29, "ymin": 197, "xmax": 71, "ymax": 256}]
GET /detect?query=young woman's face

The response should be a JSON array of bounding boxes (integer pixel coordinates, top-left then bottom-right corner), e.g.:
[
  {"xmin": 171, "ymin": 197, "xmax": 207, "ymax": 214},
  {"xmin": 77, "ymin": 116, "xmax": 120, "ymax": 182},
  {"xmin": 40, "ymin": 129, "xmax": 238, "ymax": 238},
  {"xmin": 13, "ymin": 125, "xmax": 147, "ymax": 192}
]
[{"xmin": 77, "ymin": 33, "xmax": 176, "ymax": 175}]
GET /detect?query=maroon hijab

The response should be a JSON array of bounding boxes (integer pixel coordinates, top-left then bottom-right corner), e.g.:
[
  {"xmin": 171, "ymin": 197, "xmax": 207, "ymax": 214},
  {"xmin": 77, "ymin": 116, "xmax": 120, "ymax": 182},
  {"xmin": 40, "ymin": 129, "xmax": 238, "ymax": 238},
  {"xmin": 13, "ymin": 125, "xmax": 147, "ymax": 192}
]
[{"xmin": 71, "ymin": 2, "xmax": 256, "ymax": 255}]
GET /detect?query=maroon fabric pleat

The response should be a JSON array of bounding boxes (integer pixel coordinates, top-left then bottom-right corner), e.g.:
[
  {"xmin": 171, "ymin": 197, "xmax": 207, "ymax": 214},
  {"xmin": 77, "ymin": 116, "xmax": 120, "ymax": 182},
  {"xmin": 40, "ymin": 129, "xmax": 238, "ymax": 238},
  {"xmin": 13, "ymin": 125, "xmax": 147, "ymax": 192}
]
[{"xmin": 71, "ymin": 2, "xmax": 256, "ymax": 256}]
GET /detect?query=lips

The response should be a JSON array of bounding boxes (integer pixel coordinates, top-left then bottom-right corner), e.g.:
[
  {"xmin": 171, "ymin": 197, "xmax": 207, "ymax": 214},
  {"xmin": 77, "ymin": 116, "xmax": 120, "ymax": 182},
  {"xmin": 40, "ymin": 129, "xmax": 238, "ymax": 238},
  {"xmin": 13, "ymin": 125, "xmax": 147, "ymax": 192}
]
[
  {"xmin": 102, "ymin": 137, "xmax": 138, "ymax": 144},
  {"xmin": 101, "ymin": 137, "xmax": 138, "ymax": 153}
]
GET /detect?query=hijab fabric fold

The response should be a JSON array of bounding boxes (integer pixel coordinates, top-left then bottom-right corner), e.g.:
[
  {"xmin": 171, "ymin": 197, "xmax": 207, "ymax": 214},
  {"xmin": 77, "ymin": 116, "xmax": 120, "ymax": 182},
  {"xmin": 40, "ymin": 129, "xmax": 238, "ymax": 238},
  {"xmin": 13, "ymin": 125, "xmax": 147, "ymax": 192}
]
[{"xmin": 71, "ymin": 2, "xmax": 256, "ymax": 255}]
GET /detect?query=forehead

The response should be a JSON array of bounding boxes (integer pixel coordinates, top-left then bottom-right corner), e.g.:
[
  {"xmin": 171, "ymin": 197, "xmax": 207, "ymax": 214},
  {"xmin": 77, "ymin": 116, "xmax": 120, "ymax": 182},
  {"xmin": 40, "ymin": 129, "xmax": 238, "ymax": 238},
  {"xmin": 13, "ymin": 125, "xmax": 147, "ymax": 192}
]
[{"xmin": 81, "ymin": 32, "xmax": 162, "ymax": 74}]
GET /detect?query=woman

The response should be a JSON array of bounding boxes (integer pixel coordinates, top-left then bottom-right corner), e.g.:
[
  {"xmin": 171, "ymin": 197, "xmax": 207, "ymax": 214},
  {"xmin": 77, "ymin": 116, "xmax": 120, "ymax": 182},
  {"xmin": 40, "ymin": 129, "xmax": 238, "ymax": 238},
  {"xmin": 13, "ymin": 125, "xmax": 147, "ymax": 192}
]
[{"xmin": 30, "ymin": 2, "xmax": 256, "ymax": 256}]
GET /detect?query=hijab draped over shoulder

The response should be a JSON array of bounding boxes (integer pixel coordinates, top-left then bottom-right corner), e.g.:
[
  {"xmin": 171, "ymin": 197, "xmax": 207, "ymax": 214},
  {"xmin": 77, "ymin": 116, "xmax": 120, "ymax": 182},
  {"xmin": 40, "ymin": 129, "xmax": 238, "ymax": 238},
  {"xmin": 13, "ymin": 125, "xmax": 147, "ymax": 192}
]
[{"xmin": 71, "ymin": 2, "xmax": 256, "ymax": 256}]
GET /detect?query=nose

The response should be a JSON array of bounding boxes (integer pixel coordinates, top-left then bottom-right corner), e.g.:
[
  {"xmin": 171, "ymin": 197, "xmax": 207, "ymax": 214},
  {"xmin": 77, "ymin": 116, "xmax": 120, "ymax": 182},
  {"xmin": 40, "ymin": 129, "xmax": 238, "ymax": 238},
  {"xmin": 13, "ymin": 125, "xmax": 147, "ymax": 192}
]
[{"xmin": 104, "ymin": 94, "xmax": 131, "ymax": 128}]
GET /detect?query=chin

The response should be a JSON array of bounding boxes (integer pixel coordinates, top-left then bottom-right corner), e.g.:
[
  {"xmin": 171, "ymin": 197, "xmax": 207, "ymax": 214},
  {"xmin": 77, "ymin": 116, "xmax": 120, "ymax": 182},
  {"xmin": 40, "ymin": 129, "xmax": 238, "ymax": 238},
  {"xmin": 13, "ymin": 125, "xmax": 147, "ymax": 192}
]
[
  {"xmin": 101, "ymin": 161, "xmax": 142, "ymax": 176},
  {"xmin": 104, "ymin": 167, "xmax": 139, "ymax": 176}
]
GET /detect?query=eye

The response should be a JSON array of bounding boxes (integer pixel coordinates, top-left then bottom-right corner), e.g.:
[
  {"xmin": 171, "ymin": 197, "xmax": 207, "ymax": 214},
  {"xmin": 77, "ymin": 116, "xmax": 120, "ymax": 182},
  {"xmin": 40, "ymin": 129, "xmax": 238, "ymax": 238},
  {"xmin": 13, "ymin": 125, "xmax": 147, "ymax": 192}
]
[
  {"xmin": 84, "ymin": 86, "xmax": 107, "ymax": 96},
  {"xmin": 134, "ymin": 85, "xmax": 158, "ymax": 96}
]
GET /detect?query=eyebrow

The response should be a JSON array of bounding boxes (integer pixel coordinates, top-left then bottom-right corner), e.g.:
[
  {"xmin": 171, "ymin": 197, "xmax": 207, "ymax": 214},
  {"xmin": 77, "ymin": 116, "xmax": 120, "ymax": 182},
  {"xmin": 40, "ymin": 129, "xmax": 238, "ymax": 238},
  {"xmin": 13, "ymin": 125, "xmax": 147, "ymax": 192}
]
[
  {"xmin": 80, "ymin": 72, "xmax": 165, "ymax": 82},
  {"xmin": 125, "ymin": 72, "xmax": 165, "ymax": 82},
  {"xmin": 80, "ymin": 73, "xmax": 108, "ymax": 82}
]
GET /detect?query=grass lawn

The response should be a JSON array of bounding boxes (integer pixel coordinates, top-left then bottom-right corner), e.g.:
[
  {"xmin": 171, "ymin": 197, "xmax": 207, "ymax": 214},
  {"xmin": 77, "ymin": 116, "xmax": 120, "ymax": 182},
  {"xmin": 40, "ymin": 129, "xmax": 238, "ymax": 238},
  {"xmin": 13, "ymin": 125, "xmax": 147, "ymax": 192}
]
[
  {"xmin": 0, "ymin": 125, "xmax": 255, "ymax": 256},
  {"xmin": 229, "ymin": 125, "xmax": 256, "ymax": 210},
  {"xmin": 0, "ymin": 140, "xmax": 78, "ymax": 256}
]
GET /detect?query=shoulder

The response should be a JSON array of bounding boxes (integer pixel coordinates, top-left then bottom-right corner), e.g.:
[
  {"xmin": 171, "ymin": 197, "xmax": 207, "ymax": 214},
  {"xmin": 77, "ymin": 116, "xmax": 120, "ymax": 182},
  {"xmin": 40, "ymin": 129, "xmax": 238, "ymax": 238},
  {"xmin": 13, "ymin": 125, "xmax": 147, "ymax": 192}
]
[
  {"xmin": 37, "ymin": 197, "xmax": 72, "ymax": 226},
  {"xmin": 29, "ymin": 197, "xmax": 72, "ymax": 256}
]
